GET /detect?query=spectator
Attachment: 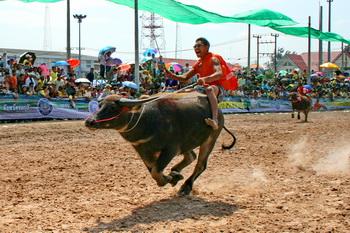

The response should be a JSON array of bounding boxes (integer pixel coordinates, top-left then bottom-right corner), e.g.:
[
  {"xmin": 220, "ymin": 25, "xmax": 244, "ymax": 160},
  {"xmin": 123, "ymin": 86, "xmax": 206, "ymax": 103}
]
[
  {"xmin": 86, "ymin": 67, "xmax": 95, "ymax": 83},
  {"xmin": 98, "ymin": 51, "xmax": 112, "ymax": 78}
]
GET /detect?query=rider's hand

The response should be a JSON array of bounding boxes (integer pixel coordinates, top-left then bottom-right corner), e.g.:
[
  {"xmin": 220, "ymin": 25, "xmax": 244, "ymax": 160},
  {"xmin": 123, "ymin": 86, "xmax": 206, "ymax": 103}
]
[{"xmin": 197, "ymin": 78, "xmax": 205, "ymax": 86}]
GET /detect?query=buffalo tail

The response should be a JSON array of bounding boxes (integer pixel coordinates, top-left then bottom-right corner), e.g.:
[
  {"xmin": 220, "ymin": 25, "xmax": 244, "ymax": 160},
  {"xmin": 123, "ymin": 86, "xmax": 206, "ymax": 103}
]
[{"xmin": 221, "ymin": 125, "xmax": 236, "ymax": 150}]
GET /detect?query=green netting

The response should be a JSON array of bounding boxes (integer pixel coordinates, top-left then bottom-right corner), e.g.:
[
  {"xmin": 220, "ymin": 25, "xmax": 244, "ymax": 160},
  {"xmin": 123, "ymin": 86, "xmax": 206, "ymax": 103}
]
[
  {"xmin": 271, "ymin": 26, "xmax": 321, "ymax": 39},
  {"xmin": 12, "ymin": 0, "xmax": 350, "ymax": 44},
  {"xmin": 320, "ymin": 32, "xmax": 350, "ymax": 44},
  {"xmin": 272, "ymin": 26, "xmax": 350, "ymax": 44},
  {"xmin": 19, "ymin": 0, "xmax": 62, "ymax": 2},
  {"xmin": 231, "ymin": 8, "xmax": 297, "ymax": 27},
  {"xmin": 107, "ymin": 0, "xmax": 297, "ymax": 26}
]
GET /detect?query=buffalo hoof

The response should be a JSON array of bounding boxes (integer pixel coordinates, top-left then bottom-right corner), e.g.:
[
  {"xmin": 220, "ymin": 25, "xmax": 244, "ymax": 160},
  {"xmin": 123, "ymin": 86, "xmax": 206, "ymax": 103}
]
[
  {"xmin": 178, "ymin": 184, "xmax": 192, "ymax": 196},
  {"xmin": 297, "ymin": 115, "xmax": 300, "ymax": 120},
  {"xmin": 156, "ymin": 175, "xmax": 172, "ymax": 187},
  {"xmin": 169, "ymin": 171, "xmax": 184, "ymax": 187},
  {"xmin": 291, "ymin": 113, "xmax": 294, "ymax": 118}
]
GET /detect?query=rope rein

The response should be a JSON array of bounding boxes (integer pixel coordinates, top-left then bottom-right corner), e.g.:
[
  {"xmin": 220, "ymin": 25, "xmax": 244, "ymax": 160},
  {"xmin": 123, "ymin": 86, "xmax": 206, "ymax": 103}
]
[
  {"xmin": 122, "ymin": 104, "xmax": 146, "ymax": 133},
  {"xmin": 92, "ymin": 84, "xmax": 197, "ymax": 131}
]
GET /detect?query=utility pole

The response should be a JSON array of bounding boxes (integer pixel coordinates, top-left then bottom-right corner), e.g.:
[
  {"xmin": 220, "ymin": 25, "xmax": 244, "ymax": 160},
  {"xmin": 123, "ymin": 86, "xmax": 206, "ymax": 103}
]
[
  {"xmin": 175, "ymin": 23, "xmax": 179, "ymax": 59},
  {"xmin": 341, "ymin": 42, "xmax": 344, "ymax": 68},
  {"xmin": 247, "ymin": 24, "xmax": 251, "ymax": 74},
  {"xmin": 253, "ymin": 34, "xmax": 261, "ymax": 70},
  {"xmin": 253, "ymin": 34, "xmax": 276, "ymax": 72},
  {"xmin": 73, "ymin": 14, "xmax": 86, "ymax": 75},
  {"xmin": 271, "ymin": 33, "xmax": 279, "ymax": 73},
  {"xmin": 308, "ymin": 16, "xmax": 311, "ymax": 83},
  {"xmin": 134, "ymin": 0, "xmax": 140, "ymax": 89},
  {"xmin": 66, "ymin": 0, "xmax": 71, "ymax": 59},
  {"xmin": 327, "ymin": 0, "xmax": 334, "ymax": 62},
  {"xmin": 319, "ymin": 5, "xmax": 323, "ymax": 68}
]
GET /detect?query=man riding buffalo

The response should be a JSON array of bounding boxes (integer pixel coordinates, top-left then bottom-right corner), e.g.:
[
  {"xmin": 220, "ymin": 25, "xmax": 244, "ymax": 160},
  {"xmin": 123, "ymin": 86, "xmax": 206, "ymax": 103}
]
[{"xmin": 165, "ymin": 37, "xmax": 237, "ymax": 130}]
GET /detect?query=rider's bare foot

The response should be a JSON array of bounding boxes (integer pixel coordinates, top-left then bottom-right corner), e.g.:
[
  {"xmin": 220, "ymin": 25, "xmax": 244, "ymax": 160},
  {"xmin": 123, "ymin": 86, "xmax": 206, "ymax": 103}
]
[{"xmin": 205, "ymin": 118, "xmax": 219, "ymax": 130}]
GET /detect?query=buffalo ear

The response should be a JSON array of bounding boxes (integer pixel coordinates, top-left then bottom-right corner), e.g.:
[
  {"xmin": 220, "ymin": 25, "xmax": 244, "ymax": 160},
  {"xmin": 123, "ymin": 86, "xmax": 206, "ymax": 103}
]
[{"xmin": 118, "ymin": 96, "xmax": 158, "ymax": 107}]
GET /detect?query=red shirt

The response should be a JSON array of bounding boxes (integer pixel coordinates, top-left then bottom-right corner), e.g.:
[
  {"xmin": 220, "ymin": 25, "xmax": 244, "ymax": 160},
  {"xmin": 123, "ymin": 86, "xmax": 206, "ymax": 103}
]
[
  {"xmin": 8, "ymin": 75, "xmax": 17, "ymax": 90},
  {"xmin": 192, "ymin": 52, "xmax": 225, "ymax": 86},
  {"xmin": 192, "ymin": 52, "xmax": 237, "ymax": 90}
]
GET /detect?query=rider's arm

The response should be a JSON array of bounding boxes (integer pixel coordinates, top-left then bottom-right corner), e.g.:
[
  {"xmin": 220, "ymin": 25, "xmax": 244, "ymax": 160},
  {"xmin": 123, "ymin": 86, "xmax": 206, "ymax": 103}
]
[
  {"xmin": 164, "ymin": 67, "xmax": 196, "ymax": 82},
  {"xmin": 200, "ymin": 57, "xmax": 223, "ymax": 84}
]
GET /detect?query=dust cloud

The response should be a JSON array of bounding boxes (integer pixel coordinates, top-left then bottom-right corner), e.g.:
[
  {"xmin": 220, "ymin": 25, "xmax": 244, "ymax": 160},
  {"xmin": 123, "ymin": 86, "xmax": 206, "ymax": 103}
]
[
  {"xmin": 287, "ymin": 137, "xmax": 350, "ymax": 175},
  {"xmin": 200, "ymin": 167, "xmax": 268, "ymax": 193},
  {"xmin": 313, "ymin": 145, "xmax": 350, "ymax": 175}
]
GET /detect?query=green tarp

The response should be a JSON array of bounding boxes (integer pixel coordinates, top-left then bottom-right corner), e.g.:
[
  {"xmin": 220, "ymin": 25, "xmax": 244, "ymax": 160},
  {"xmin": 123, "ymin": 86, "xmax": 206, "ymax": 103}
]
[
  {"xmin": 272, "ymin": 26, "xmax": 350, "ymax": 44},
  {"xmin": 10, "ymin": 0, "xmax": 350, "ymax": 44},
  {"xmin": 230, "ymin": 8, "xmax": 297, "ymax": 27},
  {"xmin": 107, "ymin": 0, "xmax": 297, "ymax": 27}
]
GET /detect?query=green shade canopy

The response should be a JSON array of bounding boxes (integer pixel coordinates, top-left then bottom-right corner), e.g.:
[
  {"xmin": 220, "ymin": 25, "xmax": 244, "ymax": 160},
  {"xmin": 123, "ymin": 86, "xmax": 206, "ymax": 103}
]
[
  {"xmin": 231, "ymin": 8, "xmax": 297, "ymax": 27},
  {"xmin": 107, "ymin": 0, "xmax": 297, "ymax": 27},
  {"xmin": 9, "ymin": 0, "xmax": 350, "ymax": 44},
  {"xmin": 19, "ymin": 0, "xmax": 62, "ymax": 2},
  {"xmin": 271, "ymin": 26, "xmax": 321, "ymax": 39},
  {"xmin": 271, "ymin": 26, "xmax": 350, "ymax": 45}
]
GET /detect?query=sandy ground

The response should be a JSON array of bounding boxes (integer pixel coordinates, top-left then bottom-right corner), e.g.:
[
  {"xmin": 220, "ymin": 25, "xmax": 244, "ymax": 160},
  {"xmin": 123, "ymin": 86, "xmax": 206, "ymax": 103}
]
[{"xmin": 1, "ymin": 111, "xmax": 350, "ymax": 233}]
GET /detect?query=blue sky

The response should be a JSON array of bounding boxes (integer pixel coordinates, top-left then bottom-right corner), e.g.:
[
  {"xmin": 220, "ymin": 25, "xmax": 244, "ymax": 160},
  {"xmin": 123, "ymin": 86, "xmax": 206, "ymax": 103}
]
[{"xmin": 0, "ymin": 0, "xmax": 349, "ymax": 65}]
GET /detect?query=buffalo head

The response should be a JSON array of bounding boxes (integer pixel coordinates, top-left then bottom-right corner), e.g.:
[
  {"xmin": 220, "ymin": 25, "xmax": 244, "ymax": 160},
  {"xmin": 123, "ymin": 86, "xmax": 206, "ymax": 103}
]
[{"xmin": 85, "ymin": 95, "xmax": 157, "ymax": 130}]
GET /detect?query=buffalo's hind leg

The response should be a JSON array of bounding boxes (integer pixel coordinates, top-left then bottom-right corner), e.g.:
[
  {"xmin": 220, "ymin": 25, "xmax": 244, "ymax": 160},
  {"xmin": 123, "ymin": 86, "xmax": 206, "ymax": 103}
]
[
  {"xmin": 304, "ymin": 109, "xmax": 310, "ymax": 122},
  {"xmin": 178, "ymin": 135, "xmax": 218, "ymax": 196},
  {"xmin": 168, "ymin": 150, "xmax": 197, "ymax": 187}
]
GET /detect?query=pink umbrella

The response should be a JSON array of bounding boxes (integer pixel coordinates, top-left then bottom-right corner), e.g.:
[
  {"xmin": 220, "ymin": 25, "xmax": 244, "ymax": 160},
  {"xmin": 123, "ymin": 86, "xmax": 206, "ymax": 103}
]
[{"xmin": 165, "ymin": 62, "xmax": 183, "ymax": 73}]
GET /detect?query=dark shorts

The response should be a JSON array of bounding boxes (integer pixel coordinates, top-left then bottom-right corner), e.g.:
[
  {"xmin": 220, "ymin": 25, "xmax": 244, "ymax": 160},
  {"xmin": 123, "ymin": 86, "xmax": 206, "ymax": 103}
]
[{"xmin": 194, "ymin": 85, "xmax": 225, "ymax": 103}]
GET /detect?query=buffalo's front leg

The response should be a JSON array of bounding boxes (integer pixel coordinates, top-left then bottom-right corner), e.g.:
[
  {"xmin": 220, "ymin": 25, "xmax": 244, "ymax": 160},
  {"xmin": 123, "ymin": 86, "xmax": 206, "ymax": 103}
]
[
  {"xmin": 149, "ymin": 149, "xmax": 176, "ymax": 187},
  {"xmin": 168, "ymin": 150, "xmax": 197, "ymax": 187}
]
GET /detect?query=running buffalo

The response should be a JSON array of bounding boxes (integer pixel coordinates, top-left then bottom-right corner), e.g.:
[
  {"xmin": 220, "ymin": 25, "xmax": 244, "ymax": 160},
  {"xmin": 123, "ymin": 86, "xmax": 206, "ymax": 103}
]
[
  {"xmin": 290, "ymin": 92, "xmax": 312, "ymax": 122},
  {"xmin": 85, "ymin": 91, "xmax": 236, "ymax": 196}
]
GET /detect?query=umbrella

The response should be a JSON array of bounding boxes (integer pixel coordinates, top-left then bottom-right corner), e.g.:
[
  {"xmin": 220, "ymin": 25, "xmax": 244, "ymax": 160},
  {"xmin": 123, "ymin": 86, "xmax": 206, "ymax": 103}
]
[
  {"xmin": 118, "ymin": 63, "xmax": 132, "ymax": 72},
  {"xmin": 303, "ymin": 84, "xmax": 313, "ymax": 90},
  {"xmin": 106, "ymin": 58, "xmax": 122, "ymax": 66},
  {"xmin": 256, "ymin": 74, "xmax": 265, "ymax": 80},
  {"xmin": 165, "ymin": 62, "xmax": 183, "ymax": 73},
  {"xmin": 315, "ymin": 71, "xmax": 324, "ymax": 76},
  {"xmin": 140, "ymin": 57, "xmax": 153, "ymax": 63},
  {"xmin": 53, "ymin": 61, "xmax": 69, "ymax": 66},
  {"xmin": 99, "ymin": 46, "xmax": 116, "ymax": 56},
  {"xmin": 278, "ymin": 70, "xmax": 288, "ymax": 76},
  {"xmin": 67, "ymin": 58, "xmax": 80, "ymax": 68},
  {"xmin": 19, "ymin": 52, "xmax": 36, "ymax": 65},
  {"xmin": 320, "ymin": 62, "xmax": 339, "ymax": 69},
  {"xmin": 75, "ymin": 78, "xmax": 91, "ymax": 84},
  {"xmin": 122, "ymin": 81, "xmax": 138, "ymax": 90},
  {"xmin": 143, "ymin": 48, "xmax": 158, "ymax": 57}
]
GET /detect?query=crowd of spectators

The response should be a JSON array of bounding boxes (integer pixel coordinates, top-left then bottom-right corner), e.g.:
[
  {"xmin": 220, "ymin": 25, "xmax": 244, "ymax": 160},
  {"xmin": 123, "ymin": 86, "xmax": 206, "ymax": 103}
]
[
  {"xmin": 1, "ymin": 51, "xmax": 349, "ymax": 109},
  {"xmin": 231, "ymin": 68, "xmax": 350, "ymax": 100}
]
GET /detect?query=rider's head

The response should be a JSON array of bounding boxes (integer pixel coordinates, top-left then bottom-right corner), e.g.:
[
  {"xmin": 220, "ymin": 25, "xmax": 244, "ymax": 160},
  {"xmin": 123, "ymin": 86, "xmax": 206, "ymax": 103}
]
[{"xmin": 194, "ymin": 37, "xmax": 210, "ymax": 58}]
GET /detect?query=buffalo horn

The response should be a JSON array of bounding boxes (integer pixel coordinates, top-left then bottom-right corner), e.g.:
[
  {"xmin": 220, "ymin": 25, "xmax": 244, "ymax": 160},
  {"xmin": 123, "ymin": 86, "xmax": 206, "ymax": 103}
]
[{"xmin": 119, "ymin": 96, "xmax": 158, "ymax": 107}]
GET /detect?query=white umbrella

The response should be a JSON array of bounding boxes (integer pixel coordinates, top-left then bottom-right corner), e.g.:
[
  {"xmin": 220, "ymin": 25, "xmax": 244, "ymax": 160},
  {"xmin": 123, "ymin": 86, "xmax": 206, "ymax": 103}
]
[{"xmin": 75, "ymin": 78, "xmax": 91, "ymax": 84}]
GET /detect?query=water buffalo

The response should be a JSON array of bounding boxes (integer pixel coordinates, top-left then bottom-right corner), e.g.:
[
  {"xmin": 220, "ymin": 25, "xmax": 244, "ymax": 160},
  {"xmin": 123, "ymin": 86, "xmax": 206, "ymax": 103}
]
[
  {"xmin": 85, "ymin": 91, "xmax": 236, "ymax": 196},
  {"xmin": 290, "ymin": 92, "xmax": 312, "ymax": 122}
]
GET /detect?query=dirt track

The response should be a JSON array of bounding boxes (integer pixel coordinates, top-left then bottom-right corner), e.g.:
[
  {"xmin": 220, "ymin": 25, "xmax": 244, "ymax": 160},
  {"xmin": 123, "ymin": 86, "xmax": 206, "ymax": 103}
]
[{"xmin": 1, "ymin": 111, "xmax": 350, "ymax": 232}]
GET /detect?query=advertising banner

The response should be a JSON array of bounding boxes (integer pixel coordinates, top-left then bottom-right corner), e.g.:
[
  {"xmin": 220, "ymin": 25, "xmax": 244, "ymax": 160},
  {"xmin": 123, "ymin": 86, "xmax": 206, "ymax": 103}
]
[{"xmin": 1, "ymin": 94, "xmax": 350, "ymax": 121}]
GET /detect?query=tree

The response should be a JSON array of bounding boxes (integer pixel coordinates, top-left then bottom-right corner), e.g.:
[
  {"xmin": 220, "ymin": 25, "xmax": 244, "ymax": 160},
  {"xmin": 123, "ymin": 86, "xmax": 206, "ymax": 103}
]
[{"xmin": 267, "ymin": 47, "xmax": 296, "ymax": 70}]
